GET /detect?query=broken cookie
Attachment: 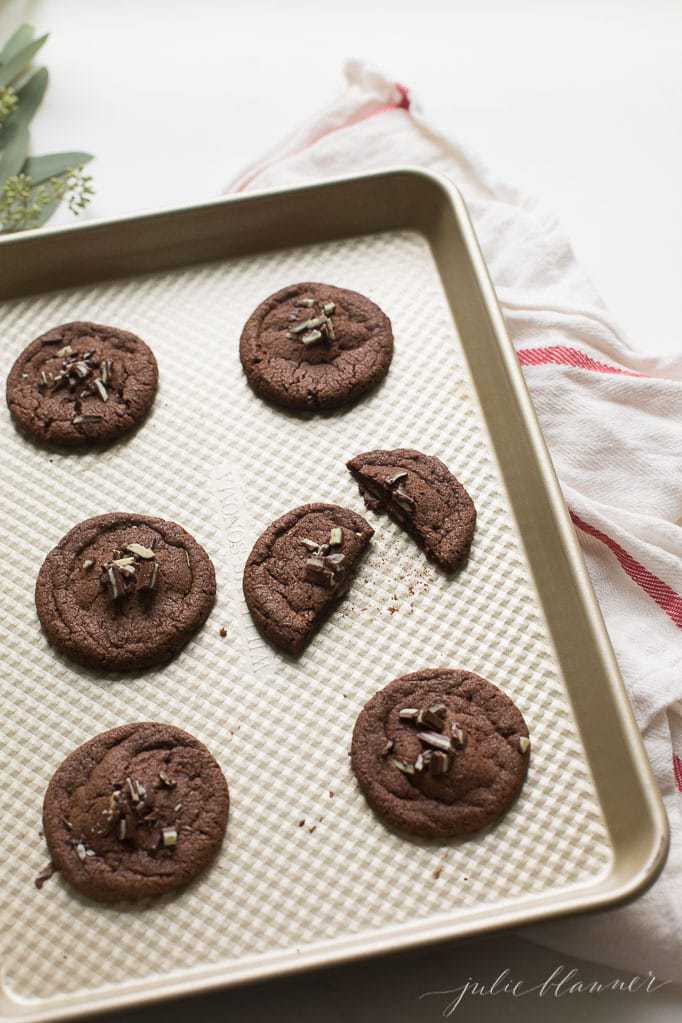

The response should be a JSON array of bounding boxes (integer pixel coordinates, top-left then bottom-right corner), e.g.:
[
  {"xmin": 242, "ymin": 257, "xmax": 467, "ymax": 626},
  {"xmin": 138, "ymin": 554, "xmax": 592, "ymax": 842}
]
[
  {"xmin": 242, "ymin": 503, "xmax": 373, "ymax": 654},
  {"xmin": 347, "ymin": 448, "xmax": 476, "ymax": 572}
]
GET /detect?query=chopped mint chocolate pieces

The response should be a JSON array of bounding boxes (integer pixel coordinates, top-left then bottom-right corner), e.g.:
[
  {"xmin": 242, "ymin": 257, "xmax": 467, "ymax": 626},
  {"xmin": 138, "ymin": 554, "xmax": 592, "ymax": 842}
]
[
  {"xmin": 416, "ymin": 706, "xmax": 446, "ymax": 731},
  {"xmin": 452, "ymin": 724, "xmax": 466, "ymax": 748},
  {"xmin": 288, "ymin": 294, "xmax": 338, "ymax": 349},
  {"xmin": 417, "ymin": 731, "xmax": 453, "ymax": 753},
  {"xmin": 393, "ymin": 702, "xmax": 465, "ymax": 777},
  {"xmin": 125, "ymin": 542, "xmax": 155, "ymax": 559},
  {"xmin": 387, "ymin": 471, "xmax": 408, "ymax": 486},
  {"xmin": 100, "ymin": 542, "xmax": 160, "ymax": 602},
  {"xmin": 431, "ymin": 751, "xmax": 451, "ymax": 775},
  {"xmin": 161, "ymin": 827, "xmax": 178, "ymax": 847},
  {"xmin": 398, "ymin": 708, "xmax": 419, "ymax": 721},
  {"xmin": 301, "ymin": 329, "xmax": 323, "ymax": 346}
]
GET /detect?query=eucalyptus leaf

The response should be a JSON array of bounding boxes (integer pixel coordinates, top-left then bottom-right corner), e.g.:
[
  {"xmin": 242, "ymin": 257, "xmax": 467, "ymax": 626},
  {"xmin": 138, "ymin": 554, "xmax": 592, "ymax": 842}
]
[
  {"xmin": 0, "ymin": 24, "xmax": 34, "ymax": 65},
  {"xmin": 14, "ymin": 67, "xmax": 48, "ymax": 122},
  {"xmin": 0, "ymin": 34, "xmax": 48, "ymax": 89},
  {"xmin": 0, "ymin": 66, "xmax": 48, "ymax": 149},
  {"xmin": 6, "ymin": 67, "xmax": 37, "ymax": 93},
  {"xmin": 0, "ymin": 123, "xmax": 28, "ymax": 187},
  {"xmin": 23, "ymin": 151, "xmax": 93, "ymax": 185},
  {"xmin": 0, "ymin": 66, "xmax": 49, "ymax": 152}
]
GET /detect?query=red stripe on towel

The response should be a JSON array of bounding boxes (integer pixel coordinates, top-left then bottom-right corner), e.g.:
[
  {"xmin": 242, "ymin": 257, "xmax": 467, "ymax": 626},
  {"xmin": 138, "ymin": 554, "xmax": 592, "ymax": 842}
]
[
  {"xmin": 674, "ymin": 754, "xmax": 682, "ymax": 792},
  {"xmin": 570, "ymin": 511, "xmax": 682, "ymax": 629},
  {"xmin": 518, "ymin": 345, "xmax": 646, "ymax": 378},
  {"xmin": 234, "ymin": 83, "xmax": 410, "ymax": 194},
  {"xmin": 318, "ymin": 84, "xmax": 409, "ymax": 139}
]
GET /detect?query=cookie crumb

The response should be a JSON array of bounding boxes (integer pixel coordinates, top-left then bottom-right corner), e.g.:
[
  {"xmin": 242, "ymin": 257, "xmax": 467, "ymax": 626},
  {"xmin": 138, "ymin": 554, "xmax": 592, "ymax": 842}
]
[
  {"xmin": 219, "ymin": 627, "xmax": 227, "ymax": 638},
  {"xmin": 433, "ymin": 850, "xmax": 449, "ymax": 881},
  {"xmin": 34, "ymin": 862, "xmax": 56, "ymax": 890},
  {"xmin": 298, "ymin": 819, "xmax": 305, "ymax": 827},
  {"xmin": 329, "ymin": 790, "xmax": 335, "ymax": 798}
]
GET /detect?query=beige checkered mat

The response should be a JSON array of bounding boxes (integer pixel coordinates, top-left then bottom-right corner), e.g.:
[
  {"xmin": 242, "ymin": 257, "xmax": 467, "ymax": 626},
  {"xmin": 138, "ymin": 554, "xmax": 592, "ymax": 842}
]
[{"xmin": 0, "ymin": 230, "xmax": 611, "ymax": 1007}]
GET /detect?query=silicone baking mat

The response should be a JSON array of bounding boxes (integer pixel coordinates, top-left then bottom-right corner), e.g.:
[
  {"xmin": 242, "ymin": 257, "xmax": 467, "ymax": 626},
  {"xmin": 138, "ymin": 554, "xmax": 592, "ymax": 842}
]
[{"xmin": 0, "ymin": 228, "xmax": 611, "ymax": 1009}]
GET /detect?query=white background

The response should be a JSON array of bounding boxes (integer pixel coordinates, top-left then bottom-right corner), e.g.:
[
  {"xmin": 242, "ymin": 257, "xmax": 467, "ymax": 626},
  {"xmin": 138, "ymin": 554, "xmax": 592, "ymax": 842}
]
[{"xmin": 2, "ymin": 0, "xmax": 681, "ymax": 1020}]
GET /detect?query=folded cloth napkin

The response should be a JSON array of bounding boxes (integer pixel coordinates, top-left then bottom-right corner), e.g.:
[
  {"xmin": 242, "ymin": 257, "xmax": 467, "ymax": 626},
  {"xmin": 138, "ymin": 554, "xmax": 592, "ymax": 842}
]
[{"xmin": 227, "ymin": 61, "xmax": 682, "ymax": 981}]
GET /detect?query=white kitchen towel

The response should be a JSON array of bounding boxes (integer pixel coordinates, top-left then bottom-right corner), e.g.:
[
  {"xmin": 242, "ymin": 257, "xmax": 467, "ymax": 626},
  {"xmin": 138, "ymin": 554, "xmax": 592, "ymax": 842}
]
[{"xmin": 226, "ymin": 61, "xmax": 682, "ymax": 981}]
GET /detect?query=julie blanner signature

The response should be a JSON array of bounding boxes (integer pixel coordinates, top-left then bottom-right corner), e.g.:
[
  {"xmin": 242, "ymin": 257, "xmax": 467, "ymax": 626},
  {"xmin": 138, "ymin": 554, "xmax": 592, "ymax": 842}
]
[{"xmin": 420, "ymin": 966, "xmax": 670, "ymax": 1016}]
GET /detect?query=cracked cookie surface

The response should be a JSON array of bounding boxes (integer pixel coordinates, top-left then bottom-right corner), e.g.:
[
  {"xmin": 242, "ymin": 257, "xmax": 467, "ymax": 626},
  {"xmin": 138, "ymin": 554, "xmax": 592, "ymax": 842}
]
[
  {"xmin": 35, "ymin": 513, "xmax": 216, "ymax": 671},
  {"xmin": 6, "ymin": 321, "xmax": 158, "ymax": 447},
  {"xmin": 239, "ymin": 282, "xmax": 393, "ymax": 411},
  {"xmin": 351, "ymin": 668, "xmax": 530, "ymax": 839},
  {"xmin": 243, "ymin": 503, "xmax": 374, "ymax": 655},
  {"xmin": 347, "ymin": 448, "xmax": 476, "ymax": 572},
  {"xmin": 42, "ymin": 722, "xmax": 229, "ymax": 903}
]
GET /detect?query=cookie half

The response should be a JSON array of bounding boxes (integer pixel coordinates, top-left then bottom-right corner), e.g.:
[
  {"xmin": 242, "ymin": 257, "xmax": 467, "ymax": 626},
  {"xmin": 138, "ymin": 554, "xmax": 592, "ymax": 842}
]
[
  {"xmin": 243, "ymin": 503, "xmax": 373, "ymax": 654},
  {"xmin": 35, "ymin": 513, "xmax": 216, "ymax": 671},
  {"xmin": 351, "ymin": 668, "xmax": 530, "ymax": 839},
  {"xmin": 6, "ymin": 321, "xmax": 158, "ymax": 447},
  {"xmin": 42, "ymin": 723, "xmax": 229, "ymax": 903},
  {"xmin": 347, "ymin": 448, "xmax": 476, "ymax": 571},
  {"xmin": 240, "ymin": 282, "xmax": 393, "ymax": 411}
]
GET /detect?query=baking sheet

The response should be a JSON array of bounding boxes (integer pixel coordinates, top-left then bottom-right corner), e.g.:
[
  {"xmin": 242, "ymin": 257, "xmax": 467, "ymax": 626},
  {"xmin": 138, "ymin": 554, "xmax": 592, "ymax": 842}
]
[{"xmin": 0, "ymin": 225, "xmax": 613, "ymax": 1013}]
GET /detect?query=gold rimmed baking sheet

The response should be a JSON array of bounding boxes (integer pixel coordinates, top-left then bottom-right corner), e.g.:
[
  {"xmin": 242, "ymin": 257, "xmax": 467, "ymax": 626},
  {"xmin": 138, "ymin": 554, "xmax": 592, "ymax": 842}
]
[{"xmin": 0, "ymin": 170, "xmax": 666, "ymax": 1022}]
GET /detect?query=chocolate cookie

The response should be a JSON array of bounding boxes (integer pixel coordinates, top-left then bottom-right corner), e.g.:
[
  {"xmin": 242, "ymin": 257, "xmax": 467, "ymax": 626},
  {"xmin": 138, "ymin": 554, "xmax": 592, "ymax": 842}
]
[
  {"xmin": 243, "ymin": 503, "xmax": 374, "ymax": 654},
  {"xmin": 35, "ymin": 513, "xmax": 216, "ymax": 671},
  {"xmin": 351, "ymin": 668, "xmax": 530, "ymax": 839},
  {"xmin": 6, "ymin": 321, "xmax": 158, "ymax": 447},
  {"xmin": 42, "ymin": 723, "xmax": 229, "ymax": 903},
  {"xmin": 347, "ymin": 448, "xmax": 476, "ymax": 572},
  {"xmin": 240, "ymin": 282, "xmax": 393, "ymax": 411}
]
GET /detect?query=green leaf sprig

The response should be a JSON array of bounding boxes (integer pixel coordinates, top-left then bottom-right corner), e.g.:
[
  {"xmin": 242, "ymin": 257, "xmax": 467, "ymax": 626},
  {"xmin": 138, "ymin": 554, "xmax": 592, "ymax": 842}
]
[
  {"xmin": 0, "ymin": 86, "xmax": 18, "ymax": 125},
  {"xmin": 0, "ymin": 24, "xmax": 94, "ymax": 233},
  {"xmin": 0, "ymin": 166, "xmax": 94, "ymax": 232}
]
